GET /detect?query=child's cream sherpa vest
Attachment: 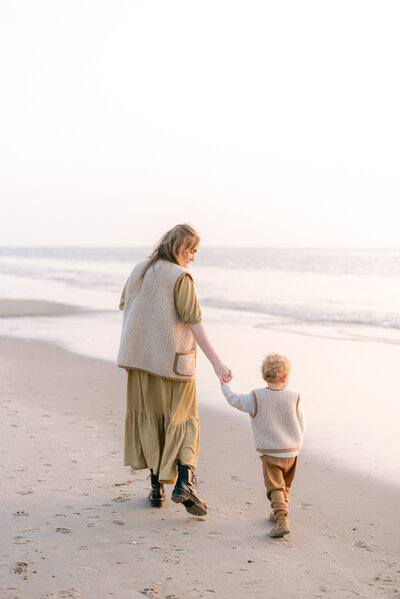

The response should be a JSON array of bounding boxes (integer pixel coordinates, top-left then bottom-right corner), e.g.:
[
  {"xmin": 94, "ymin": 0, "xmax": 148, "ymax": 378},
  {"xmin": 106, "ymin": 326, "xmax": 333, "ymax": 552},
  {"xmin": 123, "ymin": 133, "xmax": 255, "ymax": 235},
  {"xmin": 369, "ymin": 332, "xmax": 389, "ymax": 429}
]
[
  {"xmin": 251, "ymin": 388, "xmax": 303, "ymax": 454},
  {"xmin": 117, "ymin": 259, "xmax": 197, "ymax": 381}
]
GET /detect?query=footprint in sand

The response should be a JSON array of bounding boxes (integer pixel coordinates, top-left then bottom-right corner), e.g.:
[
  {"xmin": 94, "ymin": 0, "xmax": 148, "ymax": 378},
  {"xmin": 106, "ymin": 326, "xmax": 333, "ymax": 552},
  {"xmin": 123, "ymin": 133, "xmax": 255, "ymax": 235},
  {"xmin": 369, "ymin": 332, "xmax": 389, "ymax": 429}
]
[
  {"xmin": 113, "ymin": 479, "xmax": 134, "ymax": 487},
  {"xmin": 141, "ymin": 587, "xmax": 160, "ymax": 598},
  {"xmin": 12, "ymin": 536, "xmax": 32, "ymax": 545},
  {"xmin": 373, "ymin": 571, "xmax": 400, "ymax": 596},
  {"xmin": 12, "ymin": 561, "xmax": 30, "ymax": 575},
  {"xmin": 12, "ymin": 561, "xmax": 36, "ymax": 580},
  {"xmin": 41, "ymin": 589, "xmax": 82, "ymax": 599},
  {"xmin": 56, "ymin": 528, "xmax": 72, "ymax": 534},
  {"xmin": 353, "ymin": 540, "xmax": 375, "ymax": 552},
  {"xmin": 112, "ymin": 494, "xmax": 132, "ymax": 502},
  {"xmin": 0, "ymin": 587, "xmax": 22, "ymax": 599}
]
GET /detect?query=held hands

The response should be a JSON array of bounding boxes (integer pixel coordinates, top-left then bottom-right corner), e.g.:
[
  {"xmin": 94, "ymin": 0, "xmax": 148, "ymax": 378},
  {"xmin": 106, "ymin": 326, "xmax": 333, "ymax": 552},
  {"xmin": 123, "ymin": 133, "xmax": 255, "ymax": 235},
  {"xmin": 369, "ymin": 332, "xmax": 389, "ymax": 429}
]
[
  {"xmin": 213, "ymin": 361, "xmax": 233, "ymax": 384},
  {"xmin": 188, "ymin": 323, "xmax": 233, "ymax": 384}
]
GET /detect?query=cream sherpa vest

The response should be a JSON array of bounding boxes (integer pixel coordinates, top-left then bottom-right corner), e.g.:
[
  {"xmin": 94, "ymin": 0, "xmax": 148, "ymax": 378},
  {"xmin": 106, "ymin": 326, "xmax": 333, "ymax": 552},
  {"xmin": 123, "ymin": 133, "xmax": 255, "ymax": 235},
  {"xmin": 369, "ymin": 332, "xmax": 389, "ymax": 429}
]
[
  {"xmin": 250, "ymin": 388, "xmax": 303, "ymax": 453},
  {"xmin": 117, "ymin": 259, "xmax": 197, "ymax": 381}
]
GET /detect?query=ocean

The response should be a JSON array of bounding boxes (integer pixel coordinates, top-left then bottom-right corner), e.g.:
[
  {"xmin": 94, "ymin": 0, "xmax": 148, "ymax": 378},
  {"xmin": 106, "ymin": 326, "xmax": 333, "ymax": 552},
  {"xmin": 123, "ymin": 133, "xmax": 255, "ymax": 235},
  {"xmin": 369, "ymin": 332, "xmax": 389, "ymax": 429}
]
[
  {"xmin": 1, "ymin": 246, "xmax": 400, "ymax": 331},
  {"xmin": 1, "ymin": 246, "xmax": 400, "ymax": 486}
]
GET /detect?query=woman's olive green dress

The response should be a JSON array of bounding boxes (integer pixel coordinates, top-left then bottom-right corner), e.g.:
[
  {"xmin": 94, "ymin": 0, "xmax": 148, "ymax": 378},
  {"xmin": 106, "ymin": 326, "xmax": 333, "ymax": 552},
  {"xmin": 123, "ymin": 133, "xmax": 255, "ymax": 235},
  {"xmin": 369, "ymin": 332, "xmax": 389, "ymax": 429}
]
[{"xmin": 119, "ymin": 274, "xmax": 202, "ymax": 484}]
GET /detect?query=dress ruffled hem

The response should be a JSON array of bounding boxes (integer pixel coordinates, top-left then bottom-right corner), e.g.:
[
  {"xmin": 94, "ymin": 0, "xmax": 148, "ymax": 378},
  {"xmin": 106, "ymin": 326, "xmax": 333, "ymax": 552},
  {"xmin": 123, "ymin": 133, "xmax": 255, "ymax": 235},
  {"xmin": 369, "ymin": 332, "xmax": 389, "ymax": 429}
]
[{"xmin": 124, "ymin": 410, "xmax": 199, "ymax": 484}]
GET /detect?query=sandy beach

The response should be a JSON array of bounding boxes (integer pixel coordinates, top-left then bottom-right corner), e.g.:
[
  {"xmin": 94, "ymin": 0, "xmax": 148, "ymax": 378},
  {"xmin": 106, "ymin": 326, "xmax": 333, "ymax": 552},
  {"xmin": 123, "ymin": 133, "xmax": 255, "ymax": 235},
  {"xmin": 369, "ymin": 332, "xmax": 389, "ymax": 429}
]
[
  {"xmin": 1, "ymin": 302, "xmax": 400, "ymax": 599},
  {"xmin": 2, "ymin": 0, "xmax": 400, "ymax": 593}
]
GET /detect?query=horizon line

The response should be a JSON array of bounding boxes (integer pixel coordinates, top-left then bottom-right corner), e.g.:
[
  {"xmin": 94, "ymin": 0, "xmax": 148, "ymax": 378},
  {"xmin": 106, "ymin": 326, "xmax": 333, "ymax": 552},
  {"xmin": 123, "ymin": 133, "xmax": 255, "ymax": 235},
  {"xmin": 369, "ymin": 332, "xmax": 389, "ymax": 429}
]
[{"xmin": 0, "ymin": 244, "xmax": 399, "ymax": 251}]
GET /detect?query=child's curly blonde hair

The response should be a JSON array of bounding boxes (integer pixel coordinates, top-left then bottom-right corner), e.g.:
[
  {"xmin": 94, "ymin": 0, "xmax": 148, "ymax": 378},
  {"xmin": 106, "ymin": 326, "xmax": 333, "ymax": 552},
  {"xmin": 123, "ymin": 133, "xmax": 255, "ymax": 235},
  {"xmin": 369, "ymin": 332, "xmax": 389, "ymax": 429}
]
[{"xmin": 261, "ymin": 353, "xmax": 291, "ymax": 383}]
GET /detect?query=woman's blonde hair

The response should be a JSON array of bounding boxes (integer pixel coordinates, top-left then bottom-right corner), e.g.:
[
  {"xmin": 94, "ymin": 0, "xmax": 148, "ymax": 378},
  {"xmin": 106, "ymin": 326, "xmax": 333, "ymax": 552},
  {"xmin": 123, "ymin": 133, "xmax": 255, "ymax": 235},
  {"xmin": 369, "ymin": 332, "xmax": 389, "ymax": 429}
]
[
  {"xmin": 261, "ymin": 353, "xmax": 291, "ymax": 383},
  {"xmin": 139, "ymin": 224, "xmax": 200, "ymax": 284}
]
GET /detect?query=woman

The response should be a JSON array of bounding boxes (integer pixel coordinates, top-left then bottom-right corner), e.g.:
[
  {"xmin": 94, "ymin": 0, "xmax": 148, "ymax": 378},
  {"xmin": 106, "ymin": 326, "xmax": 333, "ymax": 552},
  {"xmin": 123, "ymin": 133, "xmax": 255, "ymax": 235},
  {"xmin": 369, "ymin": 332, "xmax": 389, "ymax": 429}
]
[{"xmin": 118, "ymin": 224, "xmax": 232, "ymax": 516}]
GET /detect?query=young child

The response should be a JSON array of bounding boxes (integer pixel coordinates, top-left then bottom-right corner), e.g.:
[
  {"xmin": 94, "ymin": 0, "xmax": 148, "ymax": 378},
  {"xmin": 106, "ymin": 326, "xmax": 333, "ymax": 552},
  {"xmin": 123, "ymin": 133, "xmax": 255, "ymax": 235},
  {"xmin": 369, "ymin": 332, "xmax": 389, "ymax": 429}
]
[{"xmin": 221, "ymin": 352, "xmax": 305, "ymax": 538}]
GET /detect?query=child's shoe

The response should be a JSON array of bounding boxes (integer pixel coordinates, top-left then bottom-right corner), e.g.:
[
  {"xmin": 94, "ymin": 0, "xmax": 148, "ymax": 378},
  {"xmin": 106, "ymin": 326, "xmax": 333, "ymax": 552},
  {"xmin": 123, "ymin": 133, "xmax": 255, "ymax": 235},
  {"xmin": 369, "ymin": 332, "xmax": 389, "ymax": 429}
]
[
  {"xmin": 270, "ymin": 515, "xmax": 290, "ymax": 538},
  {"xmin": 270, "ymin": 510, "xmax": 290, "ymax": 522}
]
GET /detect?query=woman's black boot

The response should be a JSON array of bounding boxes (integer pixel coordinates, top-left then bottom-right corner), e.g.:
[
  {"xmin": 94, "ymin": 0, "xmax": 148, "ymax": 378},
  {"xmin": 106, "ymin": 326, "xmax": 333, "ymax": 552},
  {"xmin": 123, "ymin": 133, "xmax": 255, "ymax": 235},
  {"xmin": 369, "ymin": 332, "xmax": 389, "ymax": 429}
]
[
  {"xmin": 149, "ymin": 469, "xmax": 166, "ymax": 508},
  {"xmin": 171, "ymin": 463, "xmax": 207, "ymax": 516}
]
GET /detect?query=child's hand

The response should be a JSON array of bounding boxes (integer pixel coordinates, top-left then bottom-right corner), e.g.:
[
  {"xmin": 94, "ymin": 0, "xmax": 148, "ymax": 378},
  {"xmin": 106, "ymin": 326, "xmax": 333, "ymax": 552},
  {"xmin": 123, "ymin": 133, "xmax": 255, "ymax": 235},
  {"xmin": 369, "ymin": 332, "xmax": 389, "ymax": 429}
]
[{"xmin": 221, "ymin": 371, "xmax": 233, "ymax": 384}]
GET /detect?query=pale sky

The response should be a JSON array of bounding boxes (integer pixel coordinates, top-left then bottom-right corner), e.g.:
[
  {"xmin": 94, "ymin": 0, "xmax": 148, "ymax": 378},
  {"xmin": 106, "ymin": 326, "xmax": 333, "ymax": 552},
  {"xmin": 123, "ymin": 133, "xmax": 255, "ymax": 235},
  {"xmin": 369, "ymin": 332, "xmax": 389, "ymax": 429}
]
[{"xmin": 1, "ymin": 1, "xmax": 399, "ymax": 247}]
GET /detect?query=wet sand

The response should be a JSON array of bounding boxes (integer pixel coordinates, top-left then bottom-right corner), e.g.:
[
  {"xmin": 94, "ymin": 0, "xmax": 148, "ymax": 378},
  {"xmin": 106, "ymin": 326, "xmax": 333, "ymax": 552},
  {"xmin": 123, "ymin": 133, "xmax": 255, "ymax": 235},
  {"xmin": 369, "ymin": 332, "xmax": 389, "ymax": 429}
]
[
  {"xmin": 0, "ymin": 299, "xmax": 86, "ymax": 318},
  {"xmin": 0, "ymin": 303, "xmax": 400, "ymax": 598}
]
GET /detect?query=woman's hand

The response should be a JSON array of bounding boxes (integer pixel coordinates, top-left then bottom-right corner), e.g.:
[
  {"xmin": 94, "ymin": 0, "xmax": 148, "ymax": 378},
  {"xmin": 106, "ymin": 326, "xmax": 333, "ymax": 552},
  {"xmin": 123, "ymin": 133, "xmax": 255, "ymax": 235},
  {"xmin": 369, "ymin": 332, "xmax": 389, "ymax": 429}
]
[
  {"xmin": 213, "ymin": 361, "xmax": 233, "ymax": 384},
  {"xmin": 188, "ymin": 323, "xmax": 233, "ymax": 384}
]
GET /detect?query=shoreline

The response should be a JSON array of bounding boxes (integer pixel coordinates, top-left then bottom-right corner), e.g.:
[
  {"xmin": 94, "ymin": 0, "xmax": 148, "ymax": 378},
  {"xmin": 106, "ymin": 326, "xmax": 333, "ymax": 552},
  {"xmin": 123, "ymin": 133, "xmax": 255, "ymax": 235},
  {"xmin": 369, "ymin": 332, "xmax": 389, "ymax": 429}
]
[
  {"xmin": 2, "ymin": 298, "xmax": 400, "ymax": 489},
  {"xmin": 1, "ymin": 333, "xmax": 400, "ymax": 598}
]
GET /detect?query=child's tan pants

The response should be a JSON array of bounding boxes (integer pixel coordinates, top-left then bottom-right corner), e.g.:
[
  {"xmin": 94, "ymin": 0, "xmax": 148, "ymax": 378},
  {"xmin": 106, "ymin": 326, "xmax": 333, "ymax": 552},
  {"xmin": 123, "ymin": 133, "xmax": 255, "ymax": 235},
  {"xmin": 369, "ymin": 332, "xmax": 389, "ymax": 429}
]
[{"xmin": 260, "ymin": 455, "xmax": 298, "ymax": 518}]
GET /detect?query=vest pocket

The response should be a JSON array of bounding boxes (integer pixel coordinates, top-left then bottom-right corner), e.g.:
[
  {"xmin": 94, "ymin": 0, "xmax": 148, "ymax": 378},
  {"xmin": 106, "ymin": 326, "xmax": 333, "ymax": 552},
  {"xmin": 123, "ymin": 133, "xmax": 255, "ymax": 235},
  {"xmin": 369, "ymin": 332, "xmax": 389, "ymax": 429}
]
[{"xmin": 173, "ymin": 349, "xmax": 196, "ymax": 377}]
